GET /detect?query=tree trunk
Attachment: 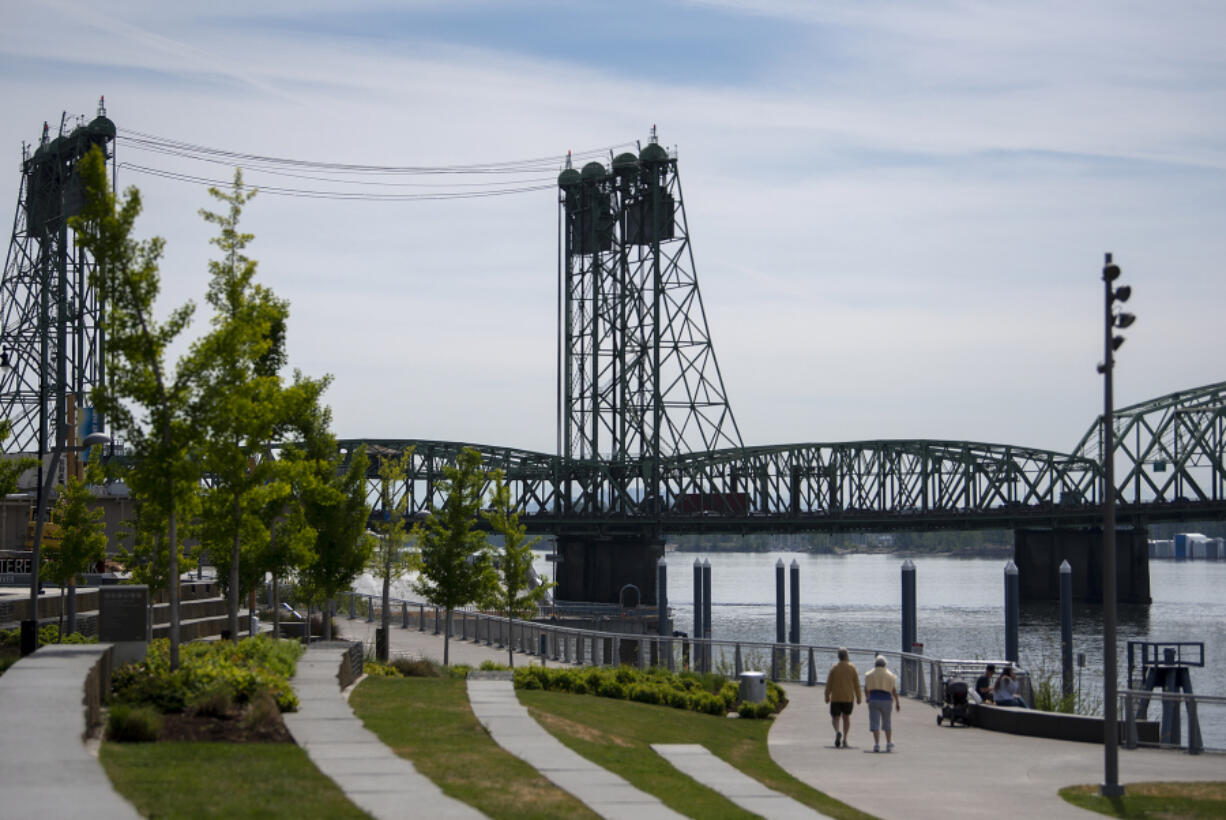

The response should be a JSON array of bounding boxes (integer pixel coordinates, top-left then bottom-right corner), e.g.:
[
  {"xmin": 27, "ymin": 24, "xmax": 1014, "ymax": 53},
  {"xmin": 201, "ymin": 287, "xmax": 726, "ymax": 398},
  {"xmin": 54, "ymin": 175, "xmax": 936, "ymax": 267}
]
[
  {"xmin": 228, "ymin": 494, "xmax": 241, "ymax": 642},
  {"xmin": 443, "ymin": 607, "xmax": 452, "ymax": 666},
  {"xmin": 380, "ymin": 568, "xmax": 391, "ymax": 663},
  {"xmin": 57, "ymin": 583, "xmax": 65, "ymax": 641},
  {"xmin": 271, "ymin": 570, "xmax": 280, "ymax": 640},
  {"xmin": 66, "ymin": 578, "xmax": 76, "ymax": 636},
  {"xmin": 508, "ymin": 612, "xmax": 515, "ymax": 668},
  {"xmin": 324, "ymin": 598, "xmax": 333, "ymax": 641},
  {"xmin": 248, "ymin": 588, "xmax": 257, "ymax": 637},
  {"xmin": 169, "ymin": 506, "xmax": 180, "ymax": 669}
]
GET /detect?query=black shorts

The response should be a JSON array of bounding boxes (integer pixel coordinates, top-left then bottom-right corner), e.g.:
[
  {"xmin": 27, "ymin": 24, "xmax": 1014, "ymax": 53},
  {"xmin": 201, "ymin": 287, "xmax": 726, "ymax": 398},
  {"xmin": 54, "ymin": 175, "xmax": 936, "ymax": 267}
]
[{"xmin": 829, "ymin": 701, "xmax": 854, "ymax": 718}]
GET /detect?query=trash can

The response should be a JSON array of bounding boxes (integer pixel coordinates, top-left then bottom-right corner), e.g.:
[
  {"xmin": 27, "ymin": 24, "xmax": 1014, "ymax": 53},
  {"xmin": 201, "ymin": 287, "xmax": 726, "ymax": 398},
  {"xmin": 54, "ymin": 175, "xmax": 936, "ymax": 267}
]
[{"xmin": 740, "ymin": 671, "xmax": 766, "ymax": 703}]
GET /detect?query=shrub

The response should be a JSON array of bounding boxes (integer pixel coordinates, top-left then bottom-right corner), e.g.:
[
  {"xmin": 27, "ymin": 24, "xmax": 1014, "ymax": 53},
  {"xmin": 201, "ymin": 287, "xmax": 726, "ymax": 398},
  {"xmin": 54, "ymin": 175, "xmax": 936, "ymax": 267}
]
[
  {"xmin": 754, "ymin": 700, "xmax": 775, "ymax": 719},
  {"xmin": 628, "ymin": 683, "xmax": 663, "ymax": 706},
  {"xmin": 390, "ymin": 658, "xmax": 440, "ymax": 678},
  {"xmin": 448, "ymin": 665, "xmax": 472, "ymax": 680},
  {"xmin": 187, "ymin": 683, "xmax": 234, "ymax": 718},
  {"xmin": 242, "ymin": 689, "xmax": 283, "ymax": 734},
  {"xmin": 597, "ymin": 678, "xmax": 626, "ymax": 700},
  {"xmin": 738, "ymin": 700, "xmax": 759, "ymax": 718},
  {"xmin": 614, "ymin": 666, "xmax": 636, "ymax": 685},
  {"xmin": 110, "ymin": 636, "xmax": 302, "ymax": 714},
  {"xmin": 107, "ymin": 704, "xmax": 162, "ymax": 742},
  {"xmin": 363, "ymin": 662, "xmax": 400, "ymax": 678},
  {"xmin": 478, "ymin": 660, "xmax": 510, "ymax": 671}
]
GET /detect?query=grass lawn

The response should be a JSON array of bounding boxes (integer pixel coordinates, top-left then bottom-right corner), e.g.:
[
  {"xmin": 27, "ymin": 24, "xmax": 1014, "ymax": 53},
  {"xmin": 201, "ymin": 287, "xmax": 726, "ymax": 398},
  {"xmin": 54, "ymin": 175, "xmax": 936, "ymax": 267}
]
[
  {"xmin": 100, "ymin": 742, "xmax": 370, "ymax": 819},
  {"xmin": 350, "ymin": 676, "xmax": 599, "ymax": 820},
  {"xmin": 1060, "ymin": 782, "xmax": 1226, "ymax": 818},
  {"xmin": 520, "ymin": 688, "xmax": 876, "ymax": 820}
]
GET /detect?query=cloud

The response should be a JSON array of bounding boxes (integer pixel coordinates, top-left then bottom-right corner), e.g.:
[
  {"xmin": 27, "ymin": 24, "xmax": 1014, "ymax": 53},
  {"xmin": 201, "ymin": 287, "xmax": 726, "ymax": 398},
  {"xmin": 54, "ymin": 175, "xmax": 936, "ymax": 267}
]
[{"xmin": 1, "ymin": 0, "xmax": 1223, "ymax": 459}]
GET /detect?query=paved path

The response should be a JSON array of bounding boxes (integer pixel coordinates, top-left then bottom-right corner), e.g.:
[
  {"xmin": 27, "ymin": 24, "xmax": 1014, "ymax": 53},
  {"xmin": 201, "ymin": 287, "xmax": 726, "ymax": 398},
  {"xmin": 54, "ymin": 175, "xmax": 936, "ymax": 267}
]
[
  {"xmin": 284, "ymin": 645, "xmax": 486, "ymax": 820},
  {"xmin": 651, "ymin": 743, "xmax": 828, "ymax": 819},
  {"xmin": 769, "ymin": 682, "xmax": 1226, "ymax": 820},
  {"xmin": 467, "ymin": 676, "xmax": 686, "ymax": 820},
  {"xmin": 0, "ymin": 644, "xmax": 138, "ymax": 819},
  {"xmin": 339, "ymin": 615, "xmax": 530, "ymax": 668}
]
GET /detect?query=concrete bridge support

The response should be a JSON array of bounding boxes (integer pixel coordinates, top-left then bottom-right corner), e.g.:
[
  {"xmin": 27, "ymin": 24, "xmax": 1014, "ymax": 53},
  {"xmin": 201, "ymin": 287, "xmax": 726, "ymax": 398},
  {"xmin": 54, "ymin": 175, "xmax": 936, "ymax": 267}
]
[
  {"xmin": 554, "ymin": 536, "xmax": 665, "ymax": 605},
  {"xmin": 1014, "ymin": 527, "xmax": 1151, "ymax": 604}
]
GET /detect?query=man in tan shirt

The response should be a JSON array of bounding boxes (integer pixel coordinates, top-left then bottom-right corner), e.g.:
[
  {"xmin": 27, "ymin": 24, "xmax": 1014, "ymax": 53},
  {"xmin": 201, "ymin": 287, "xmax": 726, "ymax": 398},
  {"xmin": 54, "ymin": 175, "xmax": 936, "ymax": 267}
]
[{"xmin": 824, "ymin": 647, "xmax": 862, "ymax": 748}]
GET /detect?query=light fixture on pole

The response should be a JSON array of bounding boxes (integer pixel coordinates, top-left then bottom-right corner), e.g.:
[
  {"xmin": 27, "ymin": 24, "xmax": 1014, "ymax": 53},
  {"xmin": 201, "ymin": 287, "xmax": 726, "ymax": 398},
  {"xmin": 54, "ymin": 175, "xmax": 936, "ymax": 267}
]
[
  {"xmin": 19, "ymin": 429, "xmax": 112, "ymax": 656},
  {"xmin": 1098, "ymin": 251, "xmax": 1133, "ymax": 799}
]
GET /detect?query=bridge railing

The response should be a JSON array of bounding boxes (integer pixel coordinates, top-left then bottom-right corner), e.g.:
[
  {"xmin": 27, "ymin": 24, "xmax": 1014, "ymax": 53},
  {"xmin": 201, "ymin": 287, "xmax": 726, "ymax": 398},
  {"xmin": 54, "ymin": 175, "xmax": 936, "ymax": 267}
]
[{"xmin": 338, "ymin": 590, "xmax": 1028, "ymax": 707}]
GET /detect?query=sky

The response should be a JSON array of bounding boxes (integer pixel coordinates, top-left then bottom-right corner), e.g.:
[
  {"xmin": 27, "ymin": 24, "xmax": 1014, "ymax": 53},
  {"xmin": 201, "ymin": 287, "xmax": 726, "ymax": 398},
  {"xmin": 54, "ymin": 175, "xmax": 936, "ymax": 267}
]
[{"xmin": 2, "ymin": 0, "xmax": 1223, "ymax": 458}]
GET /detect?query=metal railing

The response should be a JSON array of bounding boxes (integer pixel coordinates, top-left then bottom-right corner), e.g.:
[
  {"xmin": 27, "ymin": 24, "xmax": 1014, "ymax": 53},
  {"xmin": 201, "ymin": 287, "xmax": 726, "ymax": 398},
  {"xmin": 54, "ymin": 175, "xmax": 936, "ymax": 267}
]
[
  {"xmin": 1122, "ymin": 688, "xmax": 1225, "ymax": 755},
  {"xmin": 338, "ymin": 591, "xmax": 1026, "ymax": 706}
]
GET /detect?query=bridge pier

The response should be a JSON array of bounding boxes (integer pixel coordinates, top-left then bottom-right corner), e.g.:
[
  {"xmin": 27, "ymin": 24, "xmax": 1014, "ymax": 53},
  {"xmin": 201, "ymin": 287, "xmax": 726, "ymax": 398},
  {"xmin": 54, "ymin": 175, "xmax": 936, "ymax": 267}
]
[
  {"xmin": 1014, "ymin": 527, "xmax": 1151, "ymax": 603},
  {"xmin": 554, "ymin": 536, "xmax": 665, "ymax": 605}
]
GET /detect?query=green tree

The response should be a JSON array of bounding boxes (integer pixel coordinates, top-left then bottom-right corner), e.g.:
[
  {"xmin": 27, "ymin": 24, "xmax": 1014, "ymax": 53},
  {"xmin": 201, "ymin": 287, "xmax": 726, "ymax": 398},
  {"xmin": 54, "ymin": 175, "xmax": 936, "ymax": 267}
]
[
  {"xmin": 368, "ymin": 448, "xmax": 418, "ymax": 662},
  {"xmin": 483, "ymin": 470, "xmax": 552, "ymax": 667},
  {"xmin": 298, "ymin": 435, "xmax": 372, "ymax": 641},
  {"xmin": 0, "ymin": 420, "xmax": 37, "ymax": 495},
  {"xmin": 72, "ymin": 146, "xmax": 198, "ymax": 670},
  {"xmin": 412, "ymin": 447, "xmax": 495, "ymax": 666},
  {"xmin": 188, "ymin": 170, "xmax": 314, "ymax": 640},
  {"xmin": 44, "ymin": 458, "xmax": 108, "ymax": 637}
]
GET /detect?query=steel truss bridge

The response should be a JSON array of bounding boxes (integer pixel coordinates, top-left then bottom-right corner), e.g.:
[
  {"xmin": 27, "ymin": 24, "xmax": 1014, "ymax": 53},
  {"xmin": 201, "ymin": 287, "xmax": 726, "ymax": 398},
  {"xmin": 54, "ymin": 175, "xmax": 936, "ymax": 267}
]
[
  {"xmin": 341, "ymin": 377, "xmax": 1226, "ymax": 539},
  {"xmin": 3, "ymin": 114, "xmax": 1224, "ymax": 600}
]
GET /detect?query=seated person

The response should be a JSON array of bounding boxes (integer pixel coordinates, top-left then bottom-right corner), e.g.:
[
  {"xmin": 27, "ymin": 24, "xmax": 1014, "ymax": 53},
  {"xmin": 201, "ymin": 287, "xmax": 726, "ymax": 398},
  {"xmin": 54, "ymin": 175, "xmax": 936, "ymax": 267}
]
[
  {"xmin": 992, "ymin": 665, "xmax": 1028, "ymax": 707},
  {"xmin": 975, "ymin": 664, "xmax": 996, "ymax": 703}
]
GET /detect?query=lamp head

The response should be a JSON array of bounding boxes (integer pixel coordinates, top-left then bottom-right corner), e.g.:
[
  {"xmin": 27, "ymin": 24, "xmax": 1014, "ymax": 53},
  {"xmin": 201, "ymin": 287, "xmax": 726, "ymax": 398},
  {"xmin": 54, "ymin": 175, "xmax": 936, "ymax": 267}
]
[
  {"xmin": 1113, "ymin": 285, "xmax": 1131, "ymax": 303},
  {"xmin": 1115, "ymin": 312, "xmax": 1136, "ymax": 329}
]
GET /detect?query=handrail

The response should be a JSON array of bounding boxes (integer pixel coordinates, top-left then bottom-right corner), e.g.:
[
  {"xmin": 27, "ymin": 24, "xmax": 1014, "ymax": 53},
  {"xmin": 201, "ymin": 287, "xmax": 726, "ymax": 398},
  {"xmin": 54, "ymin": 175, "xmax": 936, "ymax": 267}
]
[
  {"xmin": 1120, "ymin": 687, "xmax": 1222, "ymax": 755},
  {"xmin": 337, "ymin": 590, "xmax": 1028, "ymax": 707}
]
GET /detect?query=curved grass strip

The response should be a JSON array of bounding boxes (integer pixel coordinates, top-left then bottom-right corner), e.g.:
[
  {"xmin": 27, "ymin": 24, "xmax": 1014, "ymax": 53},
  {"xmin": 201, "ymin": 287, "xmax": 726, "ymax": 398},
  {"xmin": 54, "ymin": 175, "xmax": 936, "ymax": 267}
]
[
  {"xmin": 1060, "ymin": 781, "xmax": 1226, "ymax": 818},
  {"xmin": 100, "ymin": 742, "xmax": 369, "ymax": 819},
  {"xmin": 519, "ymin": 689, "xmax": 878, "ymax": 820},
  {"xmin": 349, "ymin": 676, "xmax": 599, "ymax": 820}
]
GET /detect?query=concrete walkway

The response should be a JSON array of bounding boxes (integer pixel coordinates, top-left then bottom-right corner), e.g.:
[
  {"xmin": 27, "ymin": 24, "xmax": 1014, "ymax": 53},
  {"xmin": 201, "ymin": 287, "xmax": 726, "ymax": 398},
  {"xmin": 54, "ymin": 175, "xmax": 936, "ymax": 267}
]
[
  {"xmin": 284, "ymin": 645, "xmax": 486, "ymax": 820},
  {"xmin": 651, "ymin": 743, "xmax": 828, "ymax": 819},
  {"xmin": 0, "ymin": 644, "xmax": 138, "ymax": 819},
  {"xmin": 769, "ymin": 682, "xmax": 1226, "ymax": 820},
  {"xmin": 339, "ymin": 616, "xmax": 535, "ymax": 668},
  {"xmin": 467, "ymin": 676, "xmax": 686, "ymax": 820}
]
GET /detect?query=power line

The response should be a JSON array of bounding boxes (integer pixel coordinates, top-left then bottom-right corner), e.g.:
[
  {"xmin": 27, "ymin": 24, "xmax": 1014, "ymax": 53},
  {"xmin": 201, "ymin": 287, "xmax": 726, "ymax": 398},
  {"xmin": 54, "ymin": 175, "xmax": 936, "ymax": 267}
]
[{"xmin": 115, "ymin": 130, "xmax": 634, "ymax": 201}]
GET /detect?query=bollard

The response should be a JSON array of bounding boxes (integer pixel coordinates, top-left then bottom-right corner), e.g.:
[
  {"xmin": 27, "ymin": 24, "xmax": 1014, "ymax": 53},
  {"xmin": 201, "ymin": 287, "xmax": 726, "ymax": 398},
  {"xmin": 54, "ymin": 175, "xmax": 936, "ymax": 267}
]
[
  {"xmin": 433, "ymin": 607, "xmax": 440, "ymax": 635},
  {"xmin": 418, "ymin": 604, "xmax": 425, "ymax": 632},
  {"xmin": 734, "ymin": 643, "xmax": 743, "ymax": 677},
  {"xmin": 789, "ymin": 559, "xmax": 800, "ymax": 673},
  {"xmin": 807, "ymin": 646, "xmax": 817, "ymax": 686},
  {"xmin": 1060, "ymin": 560, "xmax": 1074, "ymax": 697},
  {"xmin": 692, "ymin": 559, "xmax": 703, "ymax": 672},
  {"xmin": 367, "ymin": 595, "xmax": 374, "ymax": 623},
  {"xmin": 775, "ymin": 558, "xmax": 785, "ymax": 679},
  {"xmin": 657, "ymin": 557, "xmax": 669, "ymax": 636},
  {"xmin": 701, "ymin": 558, "xmax": 712, "ymax": 673},
  {"xmin": 576, "ymin": 633, "xmax": 584, "ymax": 665},
  {"xmin": 1004, "ymin": 561, "xmax": 1019, "ymax": 664},
  {"xmin": 349, "ymin": 592, "xmax": 356, "ymax": 620},
  {"xmin": 612, "ymin": 636, "xmax": 621, "ymax": 667},
  {"xmin": 1125, "ymin": 692, "xmax": 1138, "ymax": 749},
  {"xmin": 402, "ymin": 601, "xmax": 409, "ymax": 629},
  {"xmin": 901, "ymin": 560, "xmax": 916, "ymax": 694}
]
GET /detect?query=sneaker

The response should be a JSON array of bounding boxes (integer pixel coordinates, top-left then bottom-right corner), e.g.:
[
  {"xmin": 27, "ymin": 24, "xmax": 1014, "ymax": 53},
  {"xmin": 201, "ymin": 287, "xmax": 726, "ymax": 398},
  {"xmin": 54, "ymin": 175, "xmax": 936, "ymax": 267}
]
[
  {"xmin": 834, "ymin": 731, "xmax": 842, "ymax": 748},
  {"xmin": 886, "ymin": 742, "xmax": 895, "ymax": 752},
  {"xmin": 873, "ymin": 744, "xmax": 880, "ymax": 753}
]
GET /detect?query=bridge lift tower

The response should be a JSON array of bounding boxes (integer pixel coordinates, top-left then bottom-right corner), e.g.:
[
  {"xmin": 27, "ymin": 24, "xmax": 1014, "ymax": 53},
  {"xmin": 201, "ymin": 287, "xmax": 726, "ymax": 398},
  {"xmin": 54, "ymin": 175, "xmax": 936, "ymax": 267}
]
[
  {"xmin": 555, "ymin": 129, "xmax": 742, "ymax": 603},
  {"xmin": 0, "ymin": 99, "xmax": 114, "ymax": 488}
]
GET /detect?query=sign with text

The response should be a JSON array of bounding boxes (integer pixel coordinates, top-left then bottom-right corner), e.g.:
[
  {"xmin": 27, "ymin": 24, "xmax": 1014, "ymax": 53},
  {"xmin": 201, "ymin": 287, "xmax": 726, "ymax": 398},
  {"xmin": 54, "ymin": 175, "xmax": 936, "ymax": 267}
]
[{"xmin": 99, "ymin": 585, "xmax": 149, "ymax": 643}]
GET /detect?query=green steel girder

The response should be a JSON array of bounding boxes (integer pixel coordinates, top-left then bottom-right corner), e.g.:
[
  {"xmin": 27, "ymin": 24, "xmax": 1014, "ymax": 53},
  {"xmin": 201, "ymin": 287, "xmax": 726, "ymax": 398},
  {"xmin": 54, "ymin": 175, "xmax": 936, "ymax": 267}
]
[{"xmin": 1069, "ymin": 380, "xmax": 1226, "ymax": 506}]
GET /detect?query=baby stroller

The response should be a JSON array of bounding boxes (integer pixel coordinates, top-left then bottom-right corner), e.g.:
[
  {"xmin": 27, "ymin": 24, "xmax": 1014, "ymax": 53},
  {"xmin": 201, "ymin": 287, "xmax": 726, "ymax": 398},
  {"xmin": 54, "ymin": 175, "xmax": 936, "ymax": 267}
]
[{"xmin": 936, "ymin": 677, "xmax": 971, "ymax": 727}]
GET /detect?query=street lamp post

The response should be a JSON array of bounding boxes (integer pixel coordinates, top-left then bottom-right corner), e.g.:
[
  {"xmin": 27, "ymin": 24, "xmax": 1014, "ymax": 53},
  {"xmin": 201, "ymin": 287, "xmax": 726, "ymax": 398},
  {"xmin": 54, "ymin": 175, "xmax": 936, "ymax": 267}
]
[
  {"xmin": 19, "ymin": 429, "xmax": 112, "ymax": 656},
  {"xmin": 1098, "ymin": 252, "xmax": 1134, "ymax": 798}
]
